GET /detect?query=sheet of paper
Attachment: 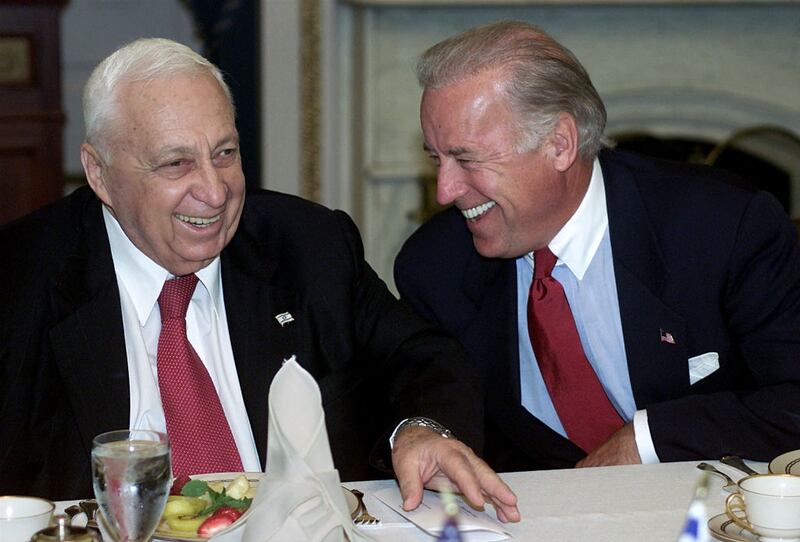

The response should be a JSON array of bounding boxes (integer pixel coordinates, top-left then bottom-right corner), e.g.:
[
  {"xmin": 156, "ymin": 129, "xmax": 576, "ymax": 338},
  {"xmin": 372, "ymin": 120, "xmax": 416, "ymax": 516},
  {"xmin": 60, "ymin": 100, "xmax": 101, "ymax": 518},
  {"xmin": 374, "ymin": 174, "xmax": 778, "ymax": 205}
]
[{"xmin": 373, "ymin": 487, "xmax": 513, "ymax": 541}]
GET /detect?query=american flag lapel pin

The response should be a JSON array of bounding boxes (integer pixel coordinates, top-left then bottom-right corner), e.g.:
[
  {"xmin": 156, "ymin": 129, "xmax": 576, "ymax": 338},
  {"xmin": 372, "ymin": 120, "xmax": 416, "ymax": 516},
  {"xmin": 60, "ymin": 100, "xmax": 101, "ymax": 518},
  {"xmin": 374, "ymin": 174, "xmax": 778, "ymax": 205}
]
[
  {"xmin": 660, "ymin": 328, "xmax": 676, "ymax": 345},
  {"xmin": 275, "ymin": 312, "xmax": 295, "ymax": 327}
]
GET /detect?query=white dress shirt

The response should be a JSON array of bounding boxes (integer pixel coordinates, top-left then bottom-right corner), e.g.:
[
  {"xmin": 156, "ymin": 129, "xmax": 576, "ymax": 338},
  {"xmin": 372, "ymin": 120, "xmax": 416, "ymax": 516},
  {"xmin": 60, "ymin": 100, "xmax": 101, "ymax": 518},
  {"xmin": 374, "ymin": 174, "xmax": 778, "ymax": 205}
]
[
  {"xmin": 516, "ymin": 159, "xmax": 659, "ymax": 463},
  {"xmin": 102, "ymin": 206, "xmax": 262, "ymax": 471}
]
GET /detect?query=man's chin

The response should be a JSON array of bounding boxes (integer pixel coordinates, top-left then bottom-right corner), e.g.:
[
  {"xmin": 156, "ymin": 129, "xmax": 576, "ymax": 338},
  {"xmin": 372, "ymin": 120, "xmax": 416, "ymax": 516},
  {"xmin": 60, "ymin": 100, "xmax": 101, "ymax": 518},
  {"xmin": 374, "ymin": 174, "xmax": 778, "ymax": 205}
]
[
  {"xmin": 472, "ymin": 238, "xmax": 503, "ymax": 259},
  {"xmin": 472, "ymin": 237, "xmax": 527, "ymax": 260}
]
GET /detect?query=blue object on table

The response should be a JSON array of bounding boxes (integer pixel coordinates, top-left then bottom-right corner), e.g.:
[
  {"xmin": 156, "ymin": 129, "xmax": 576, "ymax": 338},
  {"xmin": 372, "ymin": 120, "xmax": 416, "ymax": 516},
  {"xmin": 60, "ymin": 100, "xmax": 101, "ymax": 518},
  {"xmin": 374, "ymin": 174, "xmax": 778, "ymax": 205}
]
[
  {"xmin": 437, "ymin": 487, "xmax": 464, "ymax": 542},
  {"xmin": 437, "ymin": 515, "xmax": 463, "ymax": 542},
  {"xmin": 677, "ymin": 471, "xmax": 710, "ymax": 542}
]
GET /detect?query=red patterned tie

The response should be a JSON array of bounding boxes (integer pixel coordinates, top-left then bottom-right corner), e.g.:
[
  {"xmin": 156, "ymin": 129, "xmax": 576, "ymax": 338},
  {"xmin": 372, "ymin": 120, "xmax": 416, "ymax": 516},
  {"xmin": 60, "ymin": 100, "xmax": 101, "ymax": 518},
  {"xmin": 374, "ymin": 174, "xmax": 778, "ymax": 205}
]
[
  {"xmin": 157, "ymin": 274, "xmax": 243, "ymax": 476},
  {"xmin": 527, "ymin": 247, "xmax": 624, "ymax": 453}
]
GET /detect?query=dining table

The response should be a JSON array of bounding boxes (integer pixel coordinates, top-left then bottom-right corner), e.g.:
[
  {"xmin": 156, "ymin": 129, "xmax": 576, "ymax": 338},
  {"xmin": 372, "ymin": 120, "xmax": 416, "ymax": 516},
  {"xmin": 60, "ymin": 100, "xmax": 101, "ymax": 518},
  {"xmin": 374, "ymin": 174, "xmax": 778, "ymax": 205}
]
[{"xmin": 56, "ymin": 460, "xmax": 759, "ymax": 542}]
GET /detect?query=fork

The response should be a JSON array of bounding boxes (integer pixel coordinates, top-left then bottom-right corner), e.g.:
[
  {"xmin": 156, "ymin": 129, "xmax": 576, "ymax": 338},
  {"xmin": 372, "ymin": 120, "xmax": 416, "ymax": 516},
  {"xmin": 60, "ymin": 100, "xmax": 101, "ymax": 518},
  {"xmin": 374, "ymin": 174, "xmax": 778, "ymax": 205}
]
[{"xmin": 350, "ymin": 489, "xmax": 380, "ymax": 525}]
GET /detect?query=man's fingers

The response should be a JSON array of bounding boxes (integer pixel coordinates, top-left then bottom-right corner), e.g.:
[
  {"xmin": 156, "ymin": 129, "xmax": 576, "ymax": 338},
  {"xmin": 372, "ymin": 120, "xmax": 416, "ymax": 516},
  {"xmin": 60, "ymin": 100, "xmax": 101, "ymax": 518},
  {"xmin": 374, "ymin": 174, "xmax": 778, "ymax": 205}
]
[
  {"xmin": 475, "ymin": 462, "xmax": 520, "ymax": 523},
  {"xmin": 437, "ymin": 449, "xmax": 486, "ymax": 508},
  {"xmin": 393, "ymin": 453, "xmax": 425, "ymax": 511},
  {"xmin": 390, "ymin": 426, "xmax": 521, "ymax": 521}
]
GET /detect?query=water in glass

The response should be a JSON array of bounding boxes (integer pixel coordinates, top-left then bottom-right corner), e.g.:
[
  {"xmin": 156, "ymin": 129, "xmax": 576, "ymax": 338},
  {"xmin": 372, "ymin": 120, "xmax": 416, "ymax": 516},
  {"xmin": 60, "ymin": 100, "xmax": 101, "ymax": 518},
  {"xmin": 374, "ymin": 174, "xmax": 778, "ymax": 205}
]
[{"xmin": 91, "ymin": 430, "xmax": 170, "ymax": 542}]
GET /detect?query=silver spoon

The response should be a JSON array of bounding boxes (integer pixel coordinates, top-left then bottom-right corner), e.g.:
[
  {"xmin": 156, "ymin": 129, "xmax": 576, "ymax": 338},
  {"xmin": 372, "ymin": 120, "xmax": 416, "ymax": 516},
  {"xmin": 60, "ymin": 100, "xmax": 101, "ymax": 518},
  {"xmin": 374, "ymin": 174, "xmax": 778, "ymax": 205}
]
[
  {"xmin": 697, "ymin": 462, "xmax": 739, "ymax": 492},
  {"xmin": 721, "ymin": 455, "xmax": 758, "ymax": 476}
]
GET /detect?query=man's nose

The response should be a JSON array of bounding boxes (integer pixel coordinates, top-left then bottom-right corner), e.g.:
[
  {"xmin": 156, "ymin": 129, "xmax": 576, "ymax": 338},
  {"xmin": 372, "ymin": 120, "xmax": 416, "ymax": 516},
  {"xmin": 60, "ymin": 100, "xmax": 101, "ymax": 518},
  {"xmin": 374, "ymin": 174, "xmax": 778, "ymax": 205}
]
[
  {"xmin": 195, "ymin": 161, "xmax": 228, "ymax": 207},
  {"xmin": 436, "ymin": 161, "xmax": 468, "ymax": 206}
]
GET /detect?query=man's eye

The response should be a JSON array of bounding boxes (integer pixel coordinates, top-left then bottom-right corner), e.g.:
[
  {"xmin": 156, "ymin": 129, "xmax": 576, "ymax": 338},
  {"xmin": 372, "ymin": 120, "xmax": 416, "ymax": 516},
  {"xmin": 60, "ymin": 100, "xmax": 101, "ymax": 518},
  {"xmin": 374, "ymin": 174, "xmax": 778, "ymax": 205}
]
[
  {"xmin": 158, "ymin": 159, "xmax": 193, "ymax": 177},
  {"xmin": 428, "ymin": 155, "xmax": 441, "ymax": 166},
  {"xmin": 214, "ymin": 148, "xmax": 238, "ymax": 166}
]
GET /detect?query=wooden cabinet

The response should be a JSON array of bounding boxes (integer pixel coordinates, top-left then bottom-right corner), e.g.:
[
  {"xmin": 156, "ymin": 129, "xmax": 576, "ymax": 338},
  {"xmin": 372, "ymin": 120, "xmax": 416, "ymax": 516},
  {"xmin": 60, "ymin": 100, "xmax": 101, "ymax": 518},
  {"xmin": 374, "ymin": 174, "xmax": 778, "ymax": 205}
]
[{"xmin": 0, "ymin": 0, "xmax": 66, "ymax": 225}]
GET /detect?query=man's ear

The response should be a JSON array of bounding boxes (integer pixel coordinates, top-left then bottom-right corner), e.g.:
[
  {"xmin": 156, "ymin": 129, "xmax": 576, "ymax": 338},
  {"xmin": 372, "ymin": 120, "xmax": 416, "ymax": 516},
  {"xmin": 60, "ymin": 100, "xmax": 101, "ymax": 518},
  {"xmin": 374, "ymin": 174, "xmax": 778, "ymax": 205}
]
[
  {"xmin": 80, "ymin": 143, "xmax": 113, "ymax": 207},
  {"xmin": 548, "ymin": 113, "xmax": 580, "ymax": 172}
]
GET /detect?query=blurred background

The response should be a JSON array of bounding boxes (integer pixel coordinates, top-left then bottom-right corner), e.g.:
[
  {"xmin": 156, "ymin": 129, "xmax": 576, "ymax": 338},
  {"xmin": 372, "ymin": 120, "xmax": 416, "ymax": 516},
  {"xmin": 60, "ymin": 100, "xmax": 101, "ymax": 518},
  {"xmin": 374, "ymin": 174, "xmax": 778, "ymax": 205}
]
[{"xmin": 2, "ymin": 0, "xmax": 799, "ymax": 292}]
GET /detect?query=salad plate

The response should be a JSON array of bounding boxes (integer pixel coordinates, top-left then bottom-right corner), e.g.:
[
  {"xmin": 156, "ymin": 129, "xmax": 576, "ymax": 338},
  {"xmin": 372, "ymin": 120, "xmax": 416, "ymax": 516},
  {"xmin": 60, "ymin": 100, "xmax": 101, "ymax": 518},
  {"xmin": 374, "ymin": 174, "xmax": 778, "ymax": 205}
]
[
  {"xmin": 154, "ymin": 472, "xmax": 258, "ymax": 541},
  {"xmin": 154, "ymin": 472, "xmax": 359, "ymax": 541}
]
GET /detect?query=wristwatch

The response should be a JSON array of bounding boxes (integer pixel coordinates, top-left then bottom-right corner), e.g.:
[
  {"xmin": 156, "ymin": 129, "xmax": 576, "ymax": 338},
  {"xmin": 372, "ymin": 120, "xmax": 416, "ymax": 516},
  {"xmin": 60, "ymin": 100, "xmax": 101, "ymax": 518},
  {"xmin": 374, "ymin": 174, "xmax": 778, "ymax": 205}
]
[{"xmin": 389, "ymin": 417, "xmax": 454, "ymax": 449}]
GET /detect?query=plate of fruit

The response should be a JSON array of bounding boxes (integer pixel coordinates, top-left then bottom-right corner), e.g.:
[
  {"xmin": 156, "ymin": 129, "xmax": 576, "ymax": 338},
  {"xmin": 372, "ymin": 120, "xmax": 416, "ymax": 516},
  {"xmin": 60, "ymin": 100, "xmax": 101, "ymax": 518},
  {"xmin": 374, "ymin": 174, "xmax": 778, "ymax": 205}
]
[{"xmin": 155, "ymin": 472, "xmax": 260, "ymax": 541}]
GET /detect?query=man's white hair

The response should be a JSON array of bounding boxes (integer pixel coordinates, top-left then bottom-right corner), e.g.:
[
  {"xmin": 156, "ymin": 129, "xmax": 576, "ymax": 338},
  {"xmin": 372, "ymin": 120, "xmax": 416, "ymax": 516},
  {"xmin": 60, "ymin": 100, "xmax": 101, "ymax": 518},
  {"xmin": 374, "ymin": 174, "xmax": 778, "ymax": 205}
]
[{"xmin": 83, "ymin": 37, "xmax": 233, "ymax": 162}]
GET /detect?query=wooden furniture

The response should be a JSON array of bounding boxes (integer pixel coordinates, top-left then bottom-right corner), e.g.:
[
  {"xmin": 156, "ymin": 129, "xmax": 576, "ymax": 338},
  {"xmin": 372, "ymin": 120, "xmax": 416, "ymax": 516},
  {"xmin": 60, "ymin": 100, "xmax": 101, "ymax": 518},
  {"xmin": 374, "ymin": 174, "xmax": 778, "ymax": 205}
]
[{"xmin": 0, "ymin": 0, "xmax": 67, "ymax": 225}]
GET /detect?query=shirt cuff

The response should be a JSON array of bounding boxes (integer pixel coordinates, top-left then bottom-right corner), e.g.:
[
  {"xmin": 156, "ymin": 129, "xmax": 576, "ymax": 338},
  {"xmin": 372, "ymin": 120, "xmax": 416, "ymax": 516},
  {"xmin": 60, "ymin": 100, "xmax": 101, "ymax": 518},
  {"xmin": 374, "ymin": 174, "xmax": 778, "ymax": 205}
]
[{"xmin": 633, "ymin": 409, "xmax": 660, "ymax": 464}]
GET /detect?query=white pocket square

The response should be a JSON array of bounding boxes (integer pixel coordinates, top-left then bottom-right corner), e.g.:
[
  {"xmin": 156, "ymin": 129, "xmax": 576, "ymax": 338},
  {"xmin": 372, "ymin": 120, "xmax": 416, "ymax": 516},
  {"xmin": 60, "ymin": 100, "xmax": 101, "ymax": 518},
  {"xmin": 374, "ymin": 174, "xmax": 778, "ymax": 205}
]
[{"xmin": 688, "ymin": 352, "xmax": 719, "ymax": 385}]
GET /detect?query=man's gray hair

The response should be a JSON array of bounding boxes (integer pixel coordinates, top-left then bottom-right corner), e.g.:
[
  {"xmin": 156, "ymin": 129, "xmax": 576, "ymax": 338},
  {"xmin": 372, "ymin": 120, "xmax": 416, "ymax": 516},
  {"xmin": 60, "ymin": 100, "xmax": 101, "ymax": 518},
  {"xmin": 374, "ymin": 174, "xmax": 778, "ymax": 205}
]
[
  {"xmin": 83, "ymin": 37, "xmax": 233, "ymax": 161},
  {"xmin": 417, "ymin": 20, "xmax": 608, "ymax": 159}
]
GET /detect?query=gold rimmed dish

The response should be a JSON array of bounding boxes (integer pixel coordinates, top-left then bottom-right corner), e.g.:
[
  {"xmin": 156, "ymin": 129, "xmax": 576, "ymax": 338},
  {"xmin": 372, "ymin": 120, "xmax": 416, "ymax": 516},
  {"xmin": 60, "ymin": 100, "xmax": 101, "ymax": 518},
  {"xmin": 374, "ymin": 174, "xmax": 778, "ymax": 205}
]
[
  {"xmin": 708, "ymin": 512, "xmax": 758, "ymax": 542},
  {"xmin": 769, "ymin": 450, "xmax": 800, "ymax": 475}
]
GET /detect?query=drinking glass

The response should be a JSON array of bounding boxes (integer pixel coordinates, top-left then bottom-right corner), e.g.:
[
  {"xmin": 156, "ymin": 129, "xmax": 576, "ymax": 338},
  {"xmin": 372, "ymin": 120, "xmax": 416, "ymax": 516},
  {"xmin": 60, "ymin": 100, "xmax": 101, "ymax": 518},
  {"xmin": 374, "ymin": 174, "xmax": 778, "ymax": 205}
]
[{"xmin": 91, "ymin": 430, "xmax": 171, "ymax": 542}]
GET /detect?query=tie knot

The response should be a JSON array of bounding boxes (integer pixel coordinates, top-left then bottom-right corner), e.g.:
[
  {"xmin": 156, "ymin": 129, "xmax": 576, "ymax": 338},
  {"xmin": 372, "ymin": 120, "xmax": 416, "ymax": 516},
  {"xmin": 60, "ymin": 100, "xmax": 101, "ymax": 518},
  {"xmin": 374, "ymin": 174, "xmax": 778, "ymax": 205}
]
[
  {"xmin": 158, "ymin": 274, "xmax": 199, "ymax": 320},
  {"xmin": 533, "ymin": 247, "xmax": 558, "ymax": 279}
]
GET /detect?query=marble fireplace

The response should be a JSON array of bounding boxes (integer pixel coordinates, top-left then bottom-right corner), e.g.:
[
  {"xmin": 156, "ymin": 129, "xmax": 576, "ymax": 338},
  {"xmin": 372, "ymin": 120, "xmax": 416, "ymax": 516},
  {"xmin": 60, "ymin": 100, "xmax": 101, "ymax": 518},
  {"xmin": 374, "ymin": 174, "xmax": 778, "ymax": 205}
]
[{"xmin": 261, "ymin": 0, "xmax": 800, "ymax": 290}]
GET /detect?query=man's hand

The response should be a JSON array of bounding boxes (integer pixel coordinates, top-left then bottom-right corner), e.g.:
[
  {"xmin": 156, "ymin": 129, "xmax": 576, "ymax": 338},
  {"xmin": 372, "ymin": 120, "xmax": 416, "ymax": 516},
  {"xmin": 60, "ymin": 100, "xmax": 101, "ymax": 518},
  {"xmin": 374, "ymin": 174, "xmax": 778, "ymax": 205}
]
[
  {"xmin": 575, "ymin": 422, "xmax": 641, "ymax": 467},
  {"xmin": 391, "ymin": 426, "xmax": 520, "ymax": 523}
]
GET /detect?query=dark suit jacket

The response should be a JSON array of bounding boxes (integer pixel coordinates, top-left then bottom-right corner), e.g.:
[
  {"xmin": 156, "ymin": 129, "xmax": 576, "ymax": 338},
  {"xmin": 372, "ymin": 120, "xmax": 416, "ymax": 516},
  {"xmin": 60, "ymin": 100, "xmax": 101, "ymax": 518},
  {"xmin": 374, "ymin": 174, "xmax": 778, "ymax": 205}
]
[
  {"xmin": 0, "ymin": 186, "xmax": 483, "ymax": 500},
  {"xmin": 395, "ymin": 149, "xmax": 800, "ymax": 472}
]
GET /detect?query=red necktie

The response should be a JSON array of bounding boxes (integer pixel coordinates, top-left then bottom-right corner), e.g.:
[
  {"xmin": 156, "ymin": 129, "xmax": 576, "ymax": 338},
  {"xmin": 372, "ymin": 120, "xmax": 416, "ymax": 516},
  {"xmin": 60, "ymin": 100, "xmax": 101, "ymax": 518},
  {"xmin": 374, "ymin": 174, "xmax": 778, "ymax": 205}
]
[
  {"xmin": 527, "ymin": 247, "xmax": 624, "ymax": 453},
  {"xmin": 157, "ymin": 274, "xmax": 243, "ymax": 476}
]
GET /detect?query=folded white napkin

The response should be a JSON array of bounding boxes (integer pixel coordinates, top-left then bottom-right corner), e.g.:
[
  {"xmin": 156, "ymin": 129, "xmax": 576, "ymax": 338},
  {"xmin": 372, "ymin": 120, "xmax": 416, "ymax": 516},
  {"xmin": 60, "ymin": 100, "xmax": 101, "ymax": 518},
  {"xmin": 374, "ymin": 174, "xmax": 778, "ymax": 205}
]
[{"xmin": 242, "ymin": 357, "xmax": 374, "ymax": 542}]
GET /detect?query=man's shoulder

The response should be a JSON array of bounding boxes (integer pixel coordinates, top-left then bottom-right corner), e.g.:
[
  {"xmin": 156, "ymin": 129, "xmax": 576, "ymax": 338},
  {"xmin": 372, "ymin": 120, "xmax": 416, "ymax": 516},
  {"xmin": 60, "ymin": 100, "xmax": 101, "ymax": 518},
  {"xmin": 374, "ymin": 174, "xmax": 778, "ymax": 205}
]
[
  {"xmin": 398, "ymin": 207, "xmax": 470, "ymax": 263},
  {"xmin": 0, "ymin": 186, "xmax": 98, "ymax": 255},
  {"xmin": 394, "ymin": 206, "xmax": 479, "ymax": 296},
  {"xmin": 239, "ymin": 188, "xmax": 342, "ymax": 231},
  {"xmin": 601, "ymin": 148, "xmax": 758, "ymax": 204},
  {"xmin": 232, "ymin": 188, "xmax": 364, "ymax": 268},
  {"xmin": 600, "ymin": 148, "xmax": 775, "ymax": 234}
]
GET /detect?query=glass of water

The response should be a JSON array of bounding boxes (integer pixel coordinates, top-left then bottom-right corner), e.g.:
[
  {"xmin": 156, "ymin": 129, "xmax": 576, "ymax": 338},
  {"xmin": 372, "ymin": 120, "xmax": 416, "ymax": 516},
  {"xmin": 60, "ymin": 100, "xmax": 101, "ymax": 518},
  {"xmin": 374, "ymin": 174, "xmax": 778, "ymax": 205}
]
[{"xmin": 91, "ymin": 430, "xmax": 171, "ymax": 542}]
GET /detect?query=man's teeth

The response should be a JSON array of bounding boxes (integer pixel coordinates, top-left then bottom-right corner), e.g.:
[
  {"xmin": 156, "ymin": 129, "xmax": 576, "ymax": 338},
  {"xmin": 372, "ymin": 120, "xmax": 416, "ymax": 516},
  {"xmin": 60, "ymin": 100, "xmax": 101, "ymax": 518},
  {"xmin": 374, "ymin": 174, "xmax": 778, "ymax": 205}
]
[
  {"xmin": 461, "ymin": 201, "xmax": 497, "ymax": 220},
  {"xmin": 175, "ymin": 213, "xmax": 221, "ymax": 227}
]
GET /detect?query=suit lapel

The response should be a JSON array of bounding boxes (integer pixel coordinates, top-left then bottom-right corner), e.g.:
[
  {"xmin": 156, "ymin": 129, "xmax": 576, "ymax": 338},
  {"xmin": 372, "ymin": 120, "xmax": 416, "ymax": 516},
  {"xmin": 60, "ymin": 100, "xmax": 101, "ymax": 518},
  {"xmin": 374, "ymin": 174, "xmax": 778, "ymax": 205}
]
[
  {"xmin": 461, "ymin": 250, "xmax": 523, "ymax": 400},
  {"xmin": 48, "ymin": 194, "xmax": 129, "ymax": 456},
  {"xmin": 221, "ymin": 228, "xmax": 301, "ymax": 467},
  {"xmin": 602, "ymin": 153, "xmax": 690, "ymax": 407}
]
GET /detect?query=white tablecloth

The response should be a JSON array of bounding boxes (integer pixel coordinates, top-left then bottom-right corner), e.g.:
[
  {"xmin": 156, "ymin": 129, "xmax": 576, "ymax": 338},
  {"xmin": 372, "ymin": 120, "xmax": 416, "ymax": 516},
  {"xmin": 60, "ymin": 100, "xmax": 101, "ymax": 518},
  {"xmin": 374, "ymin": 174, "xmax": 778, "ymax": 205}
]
[
  {"xmin": 346, "ymin": 461, "xmax": 747, "ymax": 542},
  {"xmin": 58, "ymin": 460, "xmax": 758, "ymax": 542}
]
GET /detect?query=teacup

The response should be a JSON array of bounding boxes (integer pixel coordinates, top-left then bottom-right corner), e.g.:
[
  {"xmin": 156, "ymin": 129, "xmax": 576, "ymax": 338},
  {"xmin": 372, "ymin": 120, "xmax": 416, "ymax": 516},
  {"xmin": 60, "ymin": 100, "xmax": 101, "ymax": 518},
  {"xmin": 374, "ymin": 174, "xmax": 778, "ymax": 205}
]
[
  {"xmin": 0, "ymin": 495, "xmax": 55, "ymax": 542},
  {"xmin": 725, "ymin": 474, "xmax": 800, "ymax": 541}
]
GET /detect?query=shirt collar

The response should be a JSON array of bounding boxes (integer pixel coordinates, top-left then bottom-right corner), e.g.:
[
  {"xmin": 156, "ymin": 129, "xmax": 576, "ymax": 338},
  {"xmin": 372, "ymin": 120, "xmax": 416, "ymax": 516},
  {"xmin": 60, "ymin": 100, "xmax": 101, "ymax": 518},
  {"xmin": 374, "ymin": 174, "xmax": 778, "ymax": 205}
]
[
  {"xmin": 542, "ymin": 158, "xmax": 608, "ymax": 280},
  {"xmin": 102, "ymin": 206, "xmax": 223, "ymax": 324}
]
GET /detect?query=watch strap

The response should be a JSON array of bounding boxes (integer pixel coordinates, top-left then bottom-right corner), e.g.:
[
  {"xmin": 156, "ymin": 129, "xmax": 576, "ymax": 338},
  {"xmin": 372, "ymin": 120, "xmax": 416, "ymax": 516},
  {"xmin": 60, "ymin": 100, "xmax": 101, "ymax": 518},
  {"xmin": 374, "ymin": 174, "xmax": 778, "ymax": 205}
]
[{"xmin": 389, "ymin": 417, "xmax": 454, "ymax": 449}]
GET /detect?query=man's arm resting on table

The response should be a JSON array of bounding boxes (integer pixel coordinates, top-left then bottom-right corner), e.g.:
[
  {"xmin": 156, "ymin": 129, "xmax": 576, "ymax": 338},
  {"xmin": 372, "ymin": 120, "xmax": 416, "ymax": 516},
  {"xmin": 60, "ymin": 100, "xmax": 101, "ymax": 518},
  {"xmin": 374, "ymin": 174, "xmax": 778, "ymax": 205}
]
[
  {"xmin": 575, "ymin": 410, "xmax": 659, "ymax": 467},
  {"xmin": 390, "ymin": 423, "xmax": 520, "ymax": 523}
]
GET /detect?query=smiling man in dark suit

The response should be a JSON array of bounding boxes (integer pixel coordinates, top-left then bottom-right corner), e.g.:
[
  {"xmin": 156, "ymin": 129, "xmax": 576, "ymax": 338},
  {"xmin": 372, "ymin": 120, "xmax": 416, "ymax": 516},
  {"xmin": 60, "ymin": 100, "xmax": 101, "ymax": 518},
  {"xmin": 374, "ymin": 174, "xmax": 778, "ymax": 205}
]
[
  {"xmin": 0, "ymin": 37, "xmax": 519, "ymax": 521},
  {"xmin": 395, "ymin": 20, "xmax": 800, "ymax": 471}
]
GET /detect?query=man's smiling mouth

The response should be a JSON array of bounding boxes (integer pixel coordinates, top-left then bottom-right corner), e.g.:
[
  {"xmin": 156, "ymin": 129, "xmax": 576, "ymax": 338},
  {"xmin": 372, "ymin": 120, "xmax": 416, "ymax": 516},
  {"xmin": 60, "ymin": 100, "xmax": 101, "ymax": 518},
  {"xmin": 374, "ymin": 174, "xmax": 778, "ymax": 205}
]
[
  {"xmin": 175, "ymin": 213, "xmax": 222, "ymax": 227},
  {"xmin": 461, "ymin": 201, "xmax": 497, "ymax": 221}
]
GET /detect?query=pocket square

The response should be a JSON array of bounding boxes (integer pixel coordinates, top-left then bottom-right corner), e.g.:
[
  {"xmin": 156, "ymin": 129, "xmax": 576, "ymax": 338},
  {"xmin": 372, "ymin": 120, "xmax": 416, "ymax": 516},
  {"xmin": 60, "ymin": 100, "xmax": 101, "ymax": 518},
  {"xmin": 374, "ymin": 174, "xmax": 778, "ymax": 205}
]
[{"xmin": 688, "ymin": 352, "xmax": 719, "ymax": 385}]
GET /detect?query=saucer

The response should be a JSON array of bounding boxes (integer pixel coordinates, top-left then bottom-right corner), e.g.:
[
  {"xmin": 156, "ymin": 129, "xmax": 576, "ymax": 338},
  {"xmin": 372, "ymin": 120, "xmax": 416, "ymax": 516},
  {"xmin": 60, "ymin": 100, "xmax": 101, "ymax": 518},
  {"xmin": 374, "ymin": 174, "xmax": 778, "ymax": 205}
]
[
  {"xmin": 708, "ymin": 513, "xmax": 759, "ymax": 542},
  {"xmin": 769, "ymin": 450, "xmax": 800, "ymax": 475},
  {"xmin": 708, "ymin": 512, "xmax": 800, "ymax": 542}
]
